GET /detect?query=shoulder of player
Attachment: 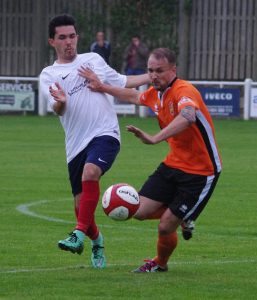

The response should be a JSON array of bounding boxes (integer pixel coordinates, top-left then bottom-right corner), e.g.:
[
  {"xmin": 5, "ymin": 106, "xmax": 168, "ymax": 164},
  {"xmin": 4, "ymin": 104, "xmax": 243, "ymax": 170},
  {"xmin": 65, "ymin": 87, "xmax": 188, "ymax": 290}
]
[
  {"xmin": 170, "ymin": 79, "xmax": 200, "ymax": 99},
  {"xmin": 78, "ymin": 52, "xmax": 105, "ymax": 63},
  {"xmin": 90, "ymin": 42, "xmax": 97, "ymax": 51},
  {"xmin": 104, "ymin": 40, "xmax": 111, "ymax": 47},
  {"xmin": 170, "ymin": 79, "xmax": 203, "ymax": 109},
  {"xmin": 173, "ymin": 78, "xmax": 199, "ymax": 92},
  {"xmin": 172, "ymin": 78, "xmax": 190, "ymax": 88},
  {"xmin": 39, "ymin": 66, "xmax": 55, "ymax": 80}
]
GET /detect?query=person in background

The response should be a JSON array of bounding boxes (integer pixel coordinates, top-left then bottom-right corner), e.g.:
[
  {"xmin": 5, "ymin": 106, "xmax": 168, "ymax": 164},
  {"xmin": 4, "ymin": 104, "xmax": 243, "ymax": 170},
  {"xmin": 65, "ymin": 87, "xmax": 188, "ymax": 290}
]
[
  {"xmin": 90, "ymin": 31, "xmax": 111, "ymax": 64},
  {"xmin": 40, "ymin": 14, "xmax": 150, "ymax": 269},
  {"xmin": 122, "ymin": 35, "xmax": 149, "ymax": 75},
  {"xmin": 79, "ymin": 47, "xmax": 222, "ymax": 273}
]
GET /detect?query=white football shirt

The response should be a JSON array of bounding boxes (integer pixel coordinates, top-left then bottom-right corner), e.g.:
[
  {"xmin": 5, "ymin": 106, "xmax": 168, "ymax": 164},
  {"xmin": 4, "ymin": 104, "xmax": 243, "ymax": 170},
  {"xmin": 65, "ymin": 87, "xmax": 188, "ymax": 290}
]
[{"xmin": 40, "ymin": 53, "xmax": 127, "ymax": 163}]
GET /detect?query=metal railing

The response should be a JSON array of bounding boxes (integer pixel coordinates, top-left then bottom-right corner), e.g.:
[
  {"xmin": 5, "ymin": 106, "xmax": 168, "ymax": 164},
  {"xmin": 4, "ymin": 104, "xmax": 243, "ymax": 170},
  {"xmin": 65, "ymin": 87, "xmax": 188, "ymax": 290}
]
[{"xmin": 1, "ymin": 76, "xmax": 257, "ymax": 120}]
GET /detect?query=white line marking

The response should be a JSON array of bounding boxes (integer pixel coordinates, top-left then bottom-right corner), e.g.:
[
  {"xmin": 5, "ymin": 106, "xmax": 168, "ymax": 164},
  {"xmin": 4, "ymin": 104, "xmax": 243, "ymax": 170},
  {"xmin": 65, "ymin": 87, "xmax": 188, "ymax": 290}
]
[
  {"xmin": 11, "ymin": 200, "xmax": 257, "ymax": 276},
  {"xmin": 16, "ymin": 199, "xmax": 156, "ymax": 231},
  {"xmin": 1, "ymin": 259, "xmax": 256, "ymax": 274},
  {"xmin": 16, "ymin": 200, "xmax": 73, "ymax": 224},
  {"xmin": 16, "ymin": 200, "xmax": 257, "ymax": 238},
  {"xmin": 0, "ymin": 265, "xmax": 88, "ymax": 274}
]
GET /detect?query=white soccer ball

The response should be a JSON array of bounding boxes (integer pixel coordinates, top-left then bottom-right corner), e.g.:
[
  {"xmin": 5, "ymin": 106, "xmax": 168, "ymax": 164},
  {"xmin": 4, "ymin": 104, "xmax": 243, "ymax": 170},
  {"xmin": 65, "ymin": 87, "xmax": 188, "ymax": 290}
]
[{"xmin": 102, "ymin": 183, "xmax": 140, "ymax": 221}]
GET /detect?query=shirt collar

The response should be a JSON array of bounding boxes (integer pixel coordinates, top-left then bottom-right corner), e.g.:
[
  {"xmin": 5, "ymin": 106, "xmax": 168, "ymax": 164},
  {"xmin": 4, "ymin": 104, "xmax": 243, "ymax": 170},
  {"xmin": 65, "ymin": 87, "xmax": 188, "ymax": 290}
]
[{"xmin": 158, "ymin": 77, "xmax": 178, "ymax": 99}]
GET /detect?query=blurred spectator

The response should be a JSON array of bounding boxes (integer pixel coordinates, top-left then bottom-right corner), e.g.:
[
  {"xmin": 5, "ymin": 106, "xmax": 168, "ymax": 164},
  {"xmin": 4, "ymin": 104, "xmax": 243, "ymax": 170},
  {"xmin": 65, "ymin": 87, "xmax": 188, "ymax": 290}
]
[
  {"xmin": 122, "ymin": 35, "xmax": 149, "ymax": 75},
  {"xmin": 90, "ymin": 31, "xmax": 111, "ymax": 64}
]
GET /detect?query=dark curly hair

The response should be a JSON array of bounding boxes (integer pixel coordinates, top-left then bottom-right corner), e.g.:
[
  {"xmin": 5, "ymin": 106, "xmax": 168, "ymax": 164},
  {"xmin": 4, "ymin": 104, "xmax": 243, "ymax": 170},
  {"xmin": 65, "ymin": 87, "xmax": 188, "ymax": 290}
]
[{"xmin": 48, "ymin": 14, "xmax": 77, "ymax": 39}]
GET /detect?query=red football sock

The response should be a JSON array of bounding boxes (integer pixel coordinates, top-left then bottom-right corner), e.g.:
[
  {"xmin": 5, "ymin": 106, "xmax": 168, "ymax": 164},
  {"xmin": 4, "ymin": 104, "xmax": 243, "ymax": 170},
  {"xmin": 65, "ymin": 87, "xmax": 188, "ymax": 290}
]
[
  {"xmin": 74, "ymin": 198, "xmax": 99, "ymax": 240},
  {"xmin": 153, "ymin": 231, "xmax": 178, "ymax": 267},
  {"xmin": 76, "ymin": 180, "xmax": 100, "ymax": 236},
  {"xmin": 86, "ymin": 220, "xmax": 100, "ymax": 240}
]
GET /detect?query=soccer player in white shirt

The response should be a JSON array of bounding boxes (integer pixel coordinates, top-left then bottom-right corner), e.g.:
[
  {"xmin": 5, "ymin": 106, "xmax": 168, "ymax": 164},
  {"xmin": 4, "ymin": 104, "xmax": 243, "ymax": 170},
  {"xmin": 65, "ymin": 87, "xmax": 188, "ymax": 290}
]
[{"xmin": 40, "ymin": 14, "xmax": 150, "ymax": 268}]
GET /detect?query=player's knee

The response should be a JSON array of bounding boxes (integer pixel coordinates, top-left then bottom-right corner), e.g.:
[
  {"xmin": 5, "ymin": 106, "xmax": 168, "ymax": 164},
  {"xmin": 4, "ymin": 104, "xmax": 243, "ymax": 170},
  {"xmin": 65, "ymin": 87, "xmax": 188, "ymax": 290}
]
[
  {"xmin": 83, "ymin": 163, "xmax": 101, "ymax": 180},
  {"xmin": 158, "ymin": 222, "xmax": 172, "ymax": 235}
]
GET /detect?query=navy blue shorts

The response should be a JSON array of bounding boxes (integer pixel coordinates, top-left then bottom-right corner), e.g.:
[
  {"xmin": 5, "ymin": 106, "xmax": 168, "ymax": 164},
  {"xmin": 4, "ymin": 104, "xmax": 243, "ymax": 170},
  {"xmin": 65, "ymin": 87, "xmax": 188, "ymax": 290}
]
[
  {"xmin": 139, "ymin": 163, "xmax": 220, "ymax": 222},
  {"xmin": 68, "ymin": 135, "xmax": 120, "ymax": 196}
]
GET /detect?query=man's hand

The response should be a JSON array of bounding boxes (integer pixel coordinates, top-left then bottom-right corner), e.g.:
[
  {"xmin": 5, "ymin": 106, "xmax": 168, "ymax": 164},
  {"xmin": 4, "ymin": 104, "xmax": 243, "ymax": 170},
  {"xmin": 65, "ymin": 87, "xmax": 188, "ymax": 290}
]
[
  {"xmin": 126, "ymin": 125, "xmax": 157, "ymax": 144},
  {"xmin": 49, "ymin": 82, "xmax": 66, "ymax": 103},
  {"xmin": 78, "ymin": 66, "xmax": 103, "ymax": 92},
  {"xmin": 49, "ymin": 82, "xmax": 66, "ymax": 115},
  {"xmin": 78, "ymin": 66, "xmax": 142, "ymax": 105}
]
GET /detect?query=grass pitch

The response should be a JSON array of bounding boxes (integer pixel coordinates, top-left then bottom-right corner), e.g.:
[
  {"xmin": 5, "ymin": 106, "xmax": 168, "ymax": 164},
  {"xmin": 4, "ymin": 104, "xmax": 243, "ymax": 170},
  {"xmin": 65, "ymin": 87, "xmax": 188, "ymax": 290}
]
[{"xmin": 0, "ymin": 115, "xmax": 256, "ymax": 299}]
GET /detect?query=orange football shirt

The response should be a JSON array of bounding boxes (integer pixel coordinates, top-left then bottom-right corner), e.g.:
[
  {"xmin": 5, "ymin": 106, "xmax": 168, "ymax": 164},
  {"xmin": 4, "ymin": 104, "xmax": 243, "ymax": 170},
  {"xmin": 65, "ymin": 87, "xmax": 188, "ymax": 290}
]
[{"xmin": 139, "ymin": 78, "xmax": 222, "ymax": 176}]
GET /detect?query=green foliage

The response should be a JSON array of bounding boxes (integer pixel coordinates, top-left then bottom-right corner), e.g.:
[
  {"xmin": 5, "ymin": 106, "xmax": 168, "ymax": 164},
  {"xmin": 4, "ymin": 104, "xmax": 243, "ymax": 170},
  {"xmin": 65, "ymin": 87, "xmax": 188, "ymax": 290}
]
[
  {"xmin": 0, "ymin": 116, "xmax": 257, "ymax": 299},
  {"xmin": 76, "ymin": 0, "xmax": 178, "ymax": 71},
  {"xmin": 109, "ymin": 0, "xmax": 178, "ymax": 70},
  {"xmin": 76, "ymin": 1, "xmax": 110, "ymax": 53}
]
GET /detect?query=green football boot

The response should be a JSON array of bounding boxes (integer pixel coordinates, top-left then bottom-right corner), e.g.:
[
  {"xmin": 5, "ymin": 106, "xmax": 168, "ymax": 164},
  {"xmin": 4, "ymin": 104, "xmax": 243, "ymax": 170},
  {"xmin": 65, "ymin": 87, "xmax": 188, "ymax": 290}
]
[
  {"xmin": 58, "ymin": 230, "xmax": 85, "ymax": 255},
  {"xmin": 91, "ymin": 233, "xmax": 106, "ymax": 268}
]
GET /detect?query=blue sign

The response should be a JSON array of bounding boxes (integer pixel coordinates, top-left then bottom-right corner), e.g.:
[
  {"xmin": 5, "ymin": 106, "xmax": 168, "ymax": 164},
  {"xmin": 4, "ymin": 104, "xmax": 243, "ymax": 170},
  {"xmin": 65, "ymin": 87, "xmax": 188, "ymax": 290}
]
[{"xmin": 198, "ymin": 87, "xmax": 240, "ymax": 117}]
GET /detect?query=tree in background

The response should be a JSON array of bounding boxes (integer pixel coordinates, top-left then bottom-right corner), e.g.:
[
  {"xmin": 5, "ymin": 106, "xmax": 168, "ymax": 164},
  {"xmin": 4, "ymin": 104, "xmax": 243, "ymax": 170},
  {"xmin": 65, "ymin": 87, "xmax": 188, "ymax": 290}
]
[{"xmin": 76, "ymin": 0, "xmax": 178, "ymax": 71}]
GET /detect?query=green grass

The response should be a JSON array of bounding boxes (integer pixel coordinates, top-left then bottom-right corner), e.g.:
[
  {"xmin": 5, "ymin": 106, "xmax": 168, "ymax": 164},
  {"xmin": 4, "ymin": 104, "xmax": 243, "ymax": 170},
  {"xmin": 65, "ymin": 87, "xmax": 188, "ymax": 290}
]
[{"xmin": 0, "ymin": 115, "xmax": 256, "ymax": 299}]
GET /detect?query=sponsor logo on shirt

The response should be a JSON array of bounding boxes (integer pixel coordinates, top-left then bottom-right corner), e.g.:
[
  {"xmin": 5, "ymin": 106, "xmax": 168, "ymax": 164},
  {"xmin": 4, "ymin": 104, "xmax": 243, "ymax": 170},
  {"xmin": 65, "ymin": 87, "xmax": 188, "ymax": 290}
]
[
  {"xmin": 62, "ymin": 73, "xmax": 70, "ymax": 80},
  {"xmin": 169, "ymin": 101, "xmax": 174, "ymax": 116},
  {"xmin": 68, "ymin": 79, "xmax": 89, "ymax": 96},
  {"xmin": 66, "ymin": 61, "xmax": 96, "ymax": 96}
]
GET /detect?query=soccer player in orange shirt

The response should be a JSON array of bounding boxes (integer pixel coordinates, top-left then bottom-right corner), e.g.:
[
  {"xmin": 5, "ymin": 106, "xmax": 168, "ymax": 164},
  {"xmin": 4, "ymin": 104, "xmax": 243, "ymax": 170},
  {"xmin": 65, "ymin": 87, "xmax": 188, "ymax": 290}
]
[{"xmin": 79, "ymin": 48, "xmax": 222, "ymax": 272}]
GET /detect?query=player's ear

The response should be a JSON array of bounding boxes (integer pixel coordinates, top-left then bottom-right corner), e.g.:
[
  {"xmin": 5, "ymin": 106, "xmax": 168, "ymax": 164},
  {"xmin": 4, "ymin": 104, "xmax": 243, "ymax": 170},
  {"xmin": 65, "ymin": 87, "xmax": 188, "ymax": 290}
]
[{"xmin": 48, "ymin": 38, "xmax": 55, "ymax": 47}]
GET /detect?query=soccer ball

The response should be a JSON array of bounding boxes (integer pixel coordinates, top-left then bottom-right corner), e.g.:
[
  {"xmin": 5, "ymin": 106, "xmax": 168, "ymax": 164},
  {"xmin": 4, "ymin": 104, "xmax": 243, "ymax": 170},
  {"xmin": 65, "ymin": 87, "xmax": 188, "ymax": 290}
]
[{"xmin": 102, "ymin": 183, "xmax": 140, "ymax": 221}]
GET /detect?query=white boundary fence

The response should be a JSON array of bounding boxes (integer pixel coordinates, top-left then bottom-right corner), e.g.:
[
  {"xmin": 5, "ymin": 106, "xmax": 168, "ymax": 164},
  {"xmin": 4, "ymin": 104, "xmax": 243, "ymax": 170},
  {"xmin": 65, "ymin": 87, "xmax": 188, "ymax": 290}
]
[{"xmin": 0, "ymin": 76, "xmax": 257, "ymax": 120}]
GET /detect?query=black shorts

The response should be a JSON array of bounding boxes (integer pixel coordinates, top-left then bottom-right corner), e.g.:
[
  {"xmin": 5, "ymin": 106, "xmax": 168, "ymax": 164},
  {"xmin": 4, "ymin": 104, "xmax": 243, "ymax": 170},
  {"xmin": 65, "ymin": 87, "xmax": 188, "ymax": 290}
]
[
  {"xmin": 68, "ymin": 135, "xmax": 120, "ymax": 196},
  {"xmin": 139, "ymin": 163, "xmax": 220, "ymax": 221}
]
